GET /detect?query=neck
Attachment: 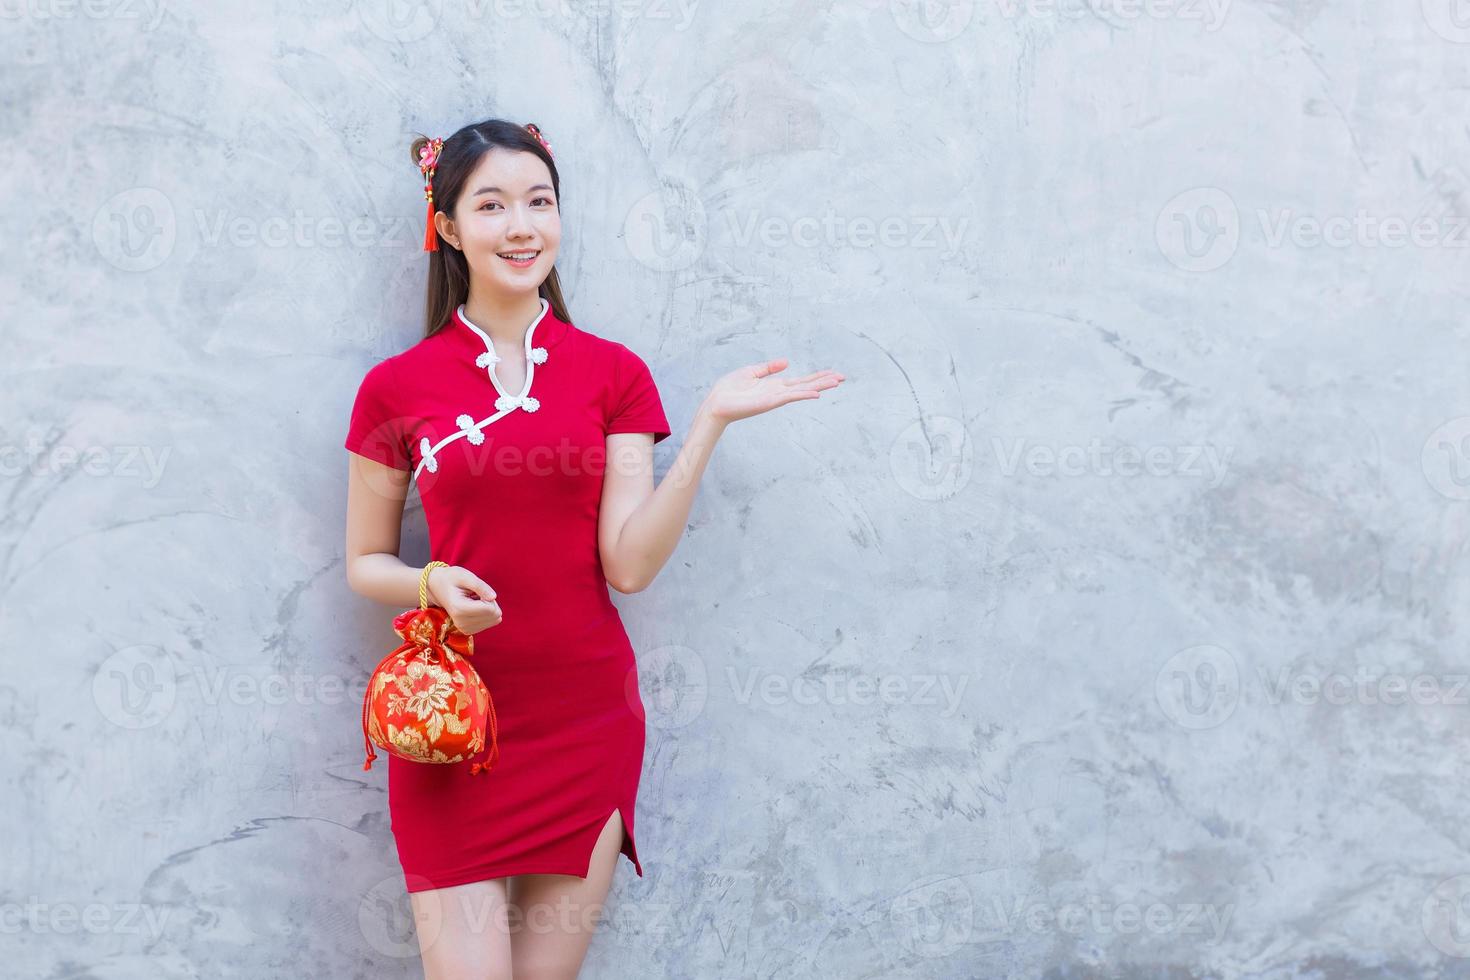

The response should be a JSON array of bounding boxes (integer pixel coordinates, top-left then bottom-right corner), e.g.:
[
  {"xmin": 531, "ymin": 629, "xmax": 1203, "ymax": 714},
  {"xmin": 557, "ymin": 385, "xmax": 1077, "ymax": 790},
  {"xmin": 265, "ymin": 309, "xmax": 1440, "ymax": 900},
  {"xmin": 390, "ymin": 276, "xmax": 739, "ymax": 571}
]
[{"xmin": 461, "ymin": 288, "xmax": 546, "ymax": 348}]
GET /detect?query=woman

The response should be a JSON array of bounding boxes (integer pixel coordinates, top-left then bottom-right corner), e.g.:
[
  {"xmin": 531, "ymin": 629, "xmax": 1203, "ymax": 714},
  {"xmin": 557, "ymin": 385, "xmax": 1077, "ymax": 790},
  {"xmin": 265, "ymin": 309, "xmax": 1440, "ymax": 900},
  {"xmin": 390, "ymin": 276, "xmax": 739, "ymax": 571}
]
[{"xmin": 343, "ymin": 118, "xmax": 843, "ymax": 979}]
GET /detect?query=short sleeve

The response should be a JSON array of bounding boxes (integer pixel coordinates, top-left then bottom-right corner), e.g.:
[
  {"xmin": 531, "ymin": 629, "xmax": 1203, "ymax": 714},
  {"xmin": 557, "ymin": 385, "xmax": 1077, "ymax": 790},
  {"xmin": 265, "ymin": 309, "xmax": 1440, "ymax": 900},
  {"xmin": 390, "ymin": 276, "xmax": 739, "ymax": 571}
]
[
  {"xmin": 606, "ymin": 344, "xmax": 671, "ymax": 444},
  {"xmin": 344, "ymin": 357, "xmax": 412, "ymax": 471}
]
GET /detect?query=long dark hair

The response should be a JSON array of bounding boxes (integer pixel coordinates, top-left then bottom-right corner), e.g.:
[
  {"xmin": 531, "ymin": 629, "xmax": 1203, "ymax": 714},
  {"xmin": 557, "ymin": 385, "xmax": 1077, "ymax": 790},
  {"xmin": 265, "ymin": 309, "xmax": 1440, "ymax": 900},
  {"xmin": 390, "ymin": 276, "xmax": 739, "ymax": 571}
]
[{"xmin": 410, "ymin": 119, "xmax": 573, "ymax": 338}]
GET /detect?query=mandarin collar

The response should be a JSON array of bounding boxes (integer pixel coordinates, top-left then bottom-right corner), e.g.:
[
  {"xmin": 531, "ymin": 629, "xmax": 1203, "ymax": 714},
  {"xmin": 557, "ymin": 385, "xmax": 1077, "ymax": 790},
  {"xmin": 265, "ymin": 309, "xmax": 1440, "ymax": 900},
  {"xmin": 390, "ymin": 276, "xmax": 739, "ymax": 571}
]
[{"xmin": 450, "ymin": 298, "xmax": 570, "ymax": 359}]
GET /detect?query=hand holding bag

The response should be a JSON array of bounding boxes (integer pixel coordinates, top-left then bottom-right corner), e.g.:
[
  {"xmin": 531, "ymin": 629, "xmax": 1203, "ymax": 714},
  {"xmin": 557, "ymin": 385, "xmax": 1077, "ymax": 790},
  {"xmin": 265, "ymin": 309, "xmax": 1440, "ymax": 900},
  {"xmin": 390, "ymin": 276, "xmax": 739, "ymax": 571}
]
[{"xmin": 361, "ymin": 561, "xmax": 500, "ymax": 776}]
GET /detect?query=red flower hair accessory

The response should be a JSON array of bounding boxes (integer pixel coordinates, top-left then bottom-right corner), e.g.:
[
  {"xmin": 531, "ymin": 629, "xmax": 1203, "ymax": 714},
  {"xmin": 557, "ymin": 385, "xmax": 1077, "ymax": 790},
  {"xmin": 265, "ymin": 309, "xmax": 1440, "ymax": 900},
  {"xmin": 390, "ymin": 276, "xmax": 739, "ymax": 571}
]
[{"xmin": 524, "ymin": 123, "xmax": 554, "ymax": 160}]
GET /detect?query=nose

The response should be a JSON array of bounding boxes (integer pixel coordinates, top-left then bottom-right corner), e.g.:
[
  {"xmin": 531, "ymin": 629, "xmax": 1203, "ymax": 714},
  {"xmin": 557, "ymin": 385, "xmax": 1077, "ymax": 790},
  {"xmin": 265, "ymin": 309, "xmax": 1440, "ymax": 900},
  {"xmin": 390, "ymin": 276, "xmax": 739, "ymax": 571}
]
[{"xmin": 506, "ymin": 203, "xmax": 535, "ymax": 241}]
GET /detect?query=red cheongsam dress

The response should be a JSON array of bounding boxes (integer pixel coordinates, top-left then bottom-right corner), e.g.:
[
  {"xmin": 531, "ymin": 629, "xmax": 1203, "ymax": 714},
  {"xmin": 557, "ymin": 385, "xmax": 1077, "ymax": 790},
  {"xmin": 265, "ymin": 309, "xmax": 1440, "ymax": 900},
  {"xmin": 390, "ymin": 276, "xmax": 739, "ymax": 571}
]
[{"xmin": 343, "ymin": 297, "xmax": 671, "ymax": 892}]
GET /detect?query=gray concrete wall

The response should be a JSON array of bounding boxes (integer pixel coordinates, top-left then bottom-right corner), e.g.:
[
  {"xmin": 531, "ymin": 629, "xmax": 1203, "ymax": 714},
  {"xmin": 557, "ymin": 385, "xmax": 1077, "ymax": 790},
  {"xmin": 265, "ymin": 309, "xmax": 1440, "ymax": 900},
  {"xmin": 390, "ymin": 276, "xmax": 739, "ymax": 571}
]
[{"xmin": 6, "ymin": 1, "xmax": 1470, "ymax": 977}]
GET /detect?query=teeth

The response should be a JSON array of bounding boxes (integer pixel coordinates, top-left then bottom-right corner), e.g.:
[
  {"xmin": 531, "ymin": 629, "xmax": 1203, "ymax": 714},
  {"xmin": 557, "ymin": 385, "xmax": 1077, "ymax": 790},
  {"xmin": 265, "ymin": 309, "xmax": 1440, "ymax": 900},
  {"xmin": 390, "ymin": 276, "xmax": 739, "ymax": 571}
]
[{"xmin": 499, "ymin": 251, "xmax": 538, "ymax": 260}]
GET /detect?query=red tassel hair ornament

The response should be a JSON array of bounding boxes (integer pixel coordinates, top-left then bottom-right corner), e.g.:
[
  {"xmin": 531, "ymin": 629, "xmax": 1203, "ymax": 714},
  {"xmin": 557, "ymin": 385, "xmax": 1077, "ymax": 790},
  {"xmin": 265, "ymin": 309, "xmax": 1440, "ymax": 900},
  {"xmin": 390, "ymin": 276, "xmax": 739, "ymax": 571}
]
[{"xmin": 418, "ymin": 137, "xmax": 445, "ymax": 252}]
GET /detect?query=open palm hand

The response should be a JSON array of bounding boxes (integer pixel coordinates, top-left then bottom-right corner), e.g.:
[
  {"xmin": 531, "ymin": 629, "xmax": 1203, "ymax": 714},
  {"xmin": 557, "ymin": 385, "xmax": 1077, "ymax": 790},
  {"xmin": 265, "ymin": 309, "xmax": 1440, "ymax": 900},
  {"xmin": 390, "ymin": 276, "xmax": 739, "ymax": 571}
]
[{"xmin": 701, "ymin": 358, "xmax": 845, "ymax": 425}]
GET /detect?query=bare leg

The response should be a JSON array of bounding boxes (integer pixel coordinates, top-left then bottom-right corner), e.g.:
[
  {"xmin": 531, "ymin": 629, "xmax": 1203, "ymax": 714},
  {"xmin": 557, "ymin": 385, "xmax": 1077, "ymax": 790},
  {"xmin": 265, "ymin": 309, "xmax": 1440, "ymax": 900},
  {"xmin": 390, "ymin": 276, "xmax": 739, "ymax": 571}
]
[
  {"xmin": 507, "ymin": 810, "xmax": 626, "ymax": 980},
  {"xmin": 409, "ymin": 877, "xmax": 515, "ymax": 980}
]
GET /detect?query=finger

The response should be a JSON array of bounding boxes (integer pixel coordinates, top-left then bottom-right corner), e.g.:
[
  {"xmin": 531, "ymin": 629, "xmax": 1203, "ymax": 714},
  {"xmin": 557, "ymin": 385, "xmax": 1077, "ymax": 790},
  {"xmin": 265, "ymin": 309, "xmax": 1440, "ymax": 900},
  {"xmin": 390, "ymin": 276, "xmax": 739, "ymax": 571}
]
[
  {"xmin": 752, "ymin": 357, "xmax": 789, "ymax": 379},
  {"xmin": 466, "ymin": 575, "xmax": 497, "ymax": 602},
  {"xmin": 785, "ymin": 371, "xmax": 842, "ymax": 388}
]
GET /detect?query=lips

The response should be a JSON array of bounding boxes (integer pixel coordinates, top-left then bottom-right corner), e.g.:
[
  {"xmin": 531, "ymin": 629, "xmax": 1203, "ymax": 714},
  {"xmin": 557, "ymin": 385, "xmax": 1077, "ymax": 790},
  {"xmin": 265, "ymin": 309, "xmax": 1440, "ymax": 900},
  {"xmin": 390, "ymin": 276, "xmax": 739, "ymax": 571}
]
[{"xmin": 497, "ymin": 249, "xmax": 540, "ymax": 267}]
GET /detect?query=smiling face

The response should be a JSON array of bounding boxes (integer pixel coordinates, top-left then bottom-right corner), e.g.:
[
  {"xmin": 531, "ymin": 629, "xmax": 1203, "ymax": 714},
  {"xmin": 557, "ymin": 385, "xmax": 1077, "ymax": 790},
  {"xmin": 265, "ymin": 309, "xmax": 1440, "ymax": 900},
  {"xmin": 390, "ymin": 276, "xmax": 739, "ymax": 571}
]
[{"xmin": 438, "ymin": 147, "xmax": 561, "ymax": 296}]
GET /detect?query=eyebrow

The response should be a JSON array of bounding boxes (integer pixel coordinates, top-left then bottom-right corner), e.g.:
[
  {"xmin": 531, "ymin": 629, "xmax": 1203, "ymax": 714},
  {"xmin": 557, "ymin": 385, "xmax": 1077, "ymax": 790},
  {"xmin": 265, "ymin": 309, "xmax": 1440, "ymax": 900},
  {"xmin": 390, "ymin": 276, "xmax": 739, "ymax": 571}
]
[{"xmin": 471, "ymin": 184, "xmax": 555, "ymax": 196}]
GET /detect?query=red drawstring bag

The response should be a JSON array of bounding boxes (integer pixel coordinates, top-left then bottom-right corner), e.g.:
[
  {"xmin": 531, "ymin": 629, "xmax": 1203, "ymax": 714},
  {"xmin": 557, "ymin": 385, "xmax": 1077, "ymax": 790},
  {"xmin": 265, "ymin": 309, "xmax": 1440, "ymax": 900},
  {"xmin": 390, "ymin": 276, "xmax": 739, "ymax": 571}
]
[{"xmin": 361, "ymin": 561, "xmax": 500, "ymax": 776}]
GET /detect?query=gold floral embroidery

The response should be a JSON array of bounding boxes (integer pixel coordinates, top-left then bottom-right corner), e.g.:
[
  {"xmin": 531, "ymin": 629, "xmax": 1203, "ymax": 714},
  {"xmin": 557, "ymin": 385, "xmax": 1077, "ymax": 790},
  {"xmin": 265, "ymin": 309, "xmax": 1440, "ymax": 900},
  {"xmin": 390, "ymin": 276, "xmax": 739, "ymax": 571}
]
[{"xmin": 364, "ymin": 606, "xmax": 499, "ymax": 773}]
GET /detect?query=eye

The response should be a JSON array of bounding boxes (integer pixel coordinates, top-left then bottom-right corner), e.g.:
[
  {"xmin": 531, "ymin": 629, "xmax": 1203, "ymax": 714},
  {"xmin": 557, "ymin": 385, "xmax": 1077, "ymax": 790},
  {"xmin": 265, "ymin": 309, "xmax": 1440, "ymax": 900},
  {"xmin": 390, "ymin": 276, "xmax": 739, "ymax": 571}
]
[
  {"xmin": 533, "ymin": 196, "xmax": 555, "ymax": 207},
  {"xmin": 479, "ymin": 201, "xmax": 501, "ymax": 211}
]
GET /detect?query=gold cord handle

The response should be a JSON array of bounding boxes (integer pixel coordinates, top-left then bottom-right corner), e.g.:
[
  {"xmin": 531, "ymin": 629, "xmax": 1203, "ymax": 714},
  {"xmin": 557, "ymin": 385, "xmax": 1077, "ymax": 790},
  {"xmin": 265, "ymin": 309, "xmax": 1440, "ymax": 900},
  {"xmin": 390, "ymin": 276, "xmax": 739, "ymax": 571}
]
[{"xmin": 420, "ymin": 560, "xmax": 449, "ymax": 610}]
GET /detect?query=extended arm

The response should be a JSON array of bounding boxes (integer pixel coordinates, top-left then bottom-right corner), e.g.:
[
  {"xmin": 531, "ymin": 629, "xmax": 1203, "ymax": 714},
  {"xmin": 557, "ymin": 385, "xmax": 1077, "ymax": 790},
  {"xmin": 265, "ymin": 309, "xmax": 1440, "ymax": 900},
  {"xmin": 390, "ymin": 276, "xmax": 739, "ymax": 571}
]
[{"xmin": 597, "ymin": 357, "xmax": 845, "ymax": 594}]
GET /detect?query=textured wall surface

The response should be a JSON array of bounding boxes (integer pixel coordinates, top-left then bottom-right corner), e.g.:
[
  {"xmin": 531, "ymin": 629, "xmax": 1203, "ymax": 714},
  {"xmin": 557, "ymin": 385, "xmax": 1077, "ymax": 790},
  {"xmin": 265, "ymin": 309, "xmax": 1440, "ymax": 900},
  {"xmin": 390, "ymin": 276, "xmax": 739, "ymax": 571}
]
[{"xmin": 6, "ymin": 2, "xmax": 1470, "ymax": 978}]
